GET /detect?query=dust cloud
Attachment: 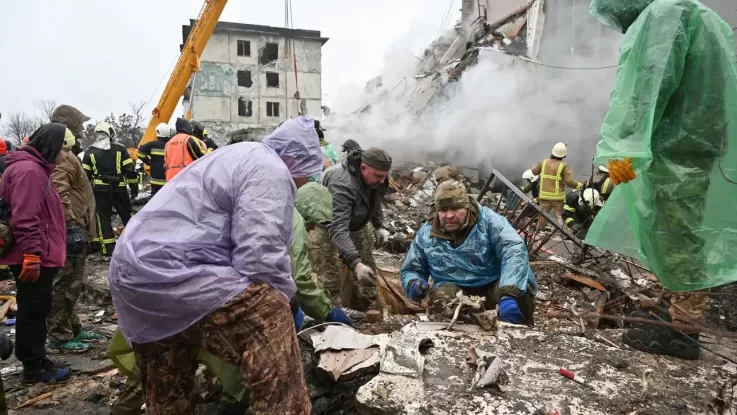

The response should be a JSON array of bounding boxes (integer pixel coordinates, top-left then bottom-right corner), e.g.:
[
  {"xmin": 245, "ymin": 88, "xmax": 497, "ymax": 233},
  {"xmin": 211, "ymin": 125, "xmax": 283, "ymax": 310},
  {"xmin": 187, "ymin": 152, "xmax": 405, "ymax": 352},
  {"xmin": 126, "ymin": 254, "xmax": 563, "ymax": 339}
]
[{"xmin": 327, "ymin": 10, "xmax": 623, "ymax": 182}]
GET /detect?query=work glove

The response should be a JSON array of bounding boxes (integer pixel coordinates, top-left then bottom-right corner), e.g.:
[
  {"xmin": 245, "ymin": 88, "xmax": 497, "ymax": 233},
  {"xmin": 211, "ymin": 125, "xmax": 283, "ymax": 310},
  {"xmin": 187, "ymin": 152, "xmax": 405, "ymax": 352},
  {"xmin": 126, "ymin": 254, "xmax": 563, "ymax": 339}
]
[
  {"xmin": 353, "ymin": 262, "xmax": 376, "ymax": 286},
  {"xmin": 18, "ymin": 253, "xmax": 41, "ymax": 283},
  {"xmin": 374, "ymin": 228, "xmax": 390, "ymax": 248},
  {"xmin": 292, "ymin": 305, "xmax": 305, "ymax": 331},
  {"xmin": 498, "ymin": 296, "xmax": 526, "ymax": 325},
  {"xmin": 407, "ymin": 279, "xmax": 429, "ymax": 302},
  {"xmin": 0, "ymin": 333, "xmax": 13, "ymax": 360},
  {"xmin": 575, "ymin": 229, "xmax": 588, "ymax": 240},
  {"xmin": 326, "ymin": 307, "xmax": 354, "ymax": 327},
  {"xmin": 66, "ymin": 222, "xmax": 86, "ymax": 256},
  {"xmin": 570, "ymin": 223, "xmax": 583, "ymax": 234},
  {"xmin": 608, "ymin": 158, "xmax": 636, "ymax": 185}
]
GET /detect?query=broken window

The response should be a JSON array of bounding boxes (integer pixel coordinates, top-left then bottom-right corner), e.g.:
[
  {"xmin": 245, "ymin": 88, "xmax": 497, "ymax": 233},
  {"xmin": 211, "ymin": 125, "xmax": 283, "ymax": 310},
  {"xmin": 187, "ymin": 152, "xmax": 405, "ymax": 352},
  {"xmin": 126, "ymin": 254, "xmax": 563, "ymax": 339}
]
[
  {"xmin": 238, "ymin": 98, "xmax": 253, "ymax": 117},
  {"xmin": 266, "ymin": 102, "xmax": 280, "ymax": 117},
  {"xmin": 237, "ymin": 70, "xmax": 252, "ymax": 88},
  {"xmin": 265, "ymin": 72, "xmax": 279, "ymax": 88},
  {"xmin": 237, "ymin": 40, "xmax": 251, "ymax": 57},
  {"xmin": 259, "ymin": 43, "xmax": 279, "ymax": 64}
]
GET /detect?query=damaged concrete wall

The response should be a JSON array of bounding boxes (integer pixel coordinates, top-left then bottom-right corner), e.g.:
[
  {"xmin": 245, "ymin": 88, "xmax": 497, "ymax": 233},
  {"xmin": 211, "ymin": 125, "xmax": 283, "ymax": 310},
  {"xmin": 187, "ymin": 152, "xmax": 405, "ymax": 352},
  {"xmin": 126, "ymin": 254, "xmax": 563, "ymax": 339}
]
[{"xmin": 188, "ymin": 29, "xmax": 324, "ymax": 146}]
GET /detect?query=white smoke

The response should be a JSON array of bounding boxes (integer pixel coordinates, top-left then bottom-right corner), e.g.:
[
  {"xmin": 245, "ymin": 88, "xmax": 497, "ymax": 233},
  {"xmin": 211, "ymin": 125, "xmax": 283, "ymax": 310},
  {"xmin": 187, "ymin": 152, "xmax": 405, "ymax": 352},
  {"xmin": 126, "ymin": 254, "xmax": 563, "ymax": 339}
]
[{"xmin": 327, "ymin": 10, "xmax": 623, "ymax": 183}]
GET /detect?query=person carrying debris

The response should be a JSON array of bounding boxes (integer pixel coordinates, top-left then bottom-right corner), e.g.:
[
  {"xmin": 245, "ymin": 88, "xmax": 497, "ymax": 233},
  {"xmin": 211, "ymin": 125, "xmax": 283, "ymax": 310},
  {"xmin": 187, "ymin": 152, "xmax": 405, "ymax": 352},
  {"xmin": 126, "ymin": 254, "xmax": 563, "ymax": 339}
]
[
  {"xmin": 530, "ymin": 142, "xmax": 585, "ymax": 229},
  {"xmin": 588, "ymin": 0, "xmax": 737, "ymax": 359},
  {"xmin": 0, "ymin": 124, "xmax": 72, "ymax": 384},
  {"xmin": 321, "ymin": 147, "xmax": 392, "ymax": 311},
  {"xmin": 46, "ymin": 105, "xmax": 99, "ymax": 352},
  {"xmin": 589, "ymin": 165, "xmax": 616, "ymax": 202},
  {"xmin": 164, "ymin": 118, "xmax": 208, "ymax": 181},
  {"xmin": 137, "ymin": 123, "xmax": 170, "ymax": 197},
  {"xmin": 401, "ymin": 180, "xmax": 538, "ymax": 325},
  {"xmin": 561, "ymin": 188, "xmax": 603, "ymax": 240},
  {"xmin": 82, "ymin": 122, "xmax": 138, "ymax": 256},
  {"xmin": 109, "ymin": 116, "xmax": 324, "ymax": 414},
  {"xmin": 107, "ymin": 178, "xmax": 352, "ymax": 415},
  {"xmin": 191, "ymin": 120, "xmax": 218, "ymax": 152}
]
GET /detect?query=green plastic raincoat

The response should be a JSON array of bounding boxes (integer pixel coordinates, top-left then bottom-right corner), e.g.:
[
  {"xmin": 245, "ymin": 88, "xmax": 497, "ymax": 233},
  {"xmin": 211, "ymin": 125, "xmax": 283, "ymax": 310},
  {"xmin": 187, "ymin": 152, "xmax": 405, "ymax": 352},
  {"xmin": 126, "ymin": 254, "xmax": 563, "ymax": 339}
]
[{"xmin": 586, "ymin": 0, "xmax": 737, "ymax": 291}]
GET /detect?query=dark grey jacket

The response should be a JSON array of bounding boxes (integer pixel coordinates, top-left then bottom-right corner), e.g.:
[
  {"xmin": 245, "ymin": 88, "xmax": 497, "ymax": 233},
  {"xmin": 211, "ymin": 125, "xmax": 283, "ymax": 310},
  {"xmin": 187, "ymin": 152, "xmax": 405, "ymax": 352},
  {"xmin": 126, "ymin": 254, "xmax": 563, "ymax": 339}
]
[{"xmin": 321, "ymin": 154, "xmax": 385, "ymax": 266}]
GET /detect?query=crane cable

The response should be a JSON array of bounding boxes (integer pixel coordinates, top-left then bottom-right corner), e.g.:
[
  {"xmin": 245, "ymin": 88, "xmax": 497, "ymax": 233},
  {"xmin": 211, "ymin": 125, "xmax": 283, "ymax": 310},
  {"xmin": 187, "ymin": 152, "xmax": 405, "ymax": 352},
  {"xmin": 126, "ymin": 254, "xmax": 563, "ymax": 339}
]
[{"xmin": 286, "ymin": 0, "xmax": 299, "ymax": 94}]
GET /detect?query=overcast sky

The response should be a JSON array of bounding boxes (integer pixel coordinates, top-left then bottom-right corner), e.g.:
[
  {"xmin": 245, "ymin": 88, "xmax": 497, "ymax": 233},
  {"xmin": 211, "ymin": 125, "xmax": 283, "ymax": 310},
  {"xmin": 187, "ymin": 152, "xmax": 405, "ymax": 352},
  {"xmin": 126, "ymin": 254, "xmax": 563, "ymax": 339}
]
[{"xmin": 0, "ymin": 0, "xmax": 460, "ymax": 124}]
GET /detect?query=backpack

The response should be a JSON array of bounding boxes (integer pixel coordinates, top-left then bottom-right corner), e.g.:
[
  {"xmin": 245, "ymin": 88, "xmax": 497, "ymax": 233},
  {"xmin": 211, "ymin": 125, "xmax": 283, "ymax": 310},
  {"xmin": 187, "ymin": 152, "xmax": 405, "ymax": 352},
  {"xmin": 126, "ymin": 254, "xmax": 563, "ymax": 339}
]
[{"xmin": 0, "ymin": 198, "xmax": 12, "ymax": 257}]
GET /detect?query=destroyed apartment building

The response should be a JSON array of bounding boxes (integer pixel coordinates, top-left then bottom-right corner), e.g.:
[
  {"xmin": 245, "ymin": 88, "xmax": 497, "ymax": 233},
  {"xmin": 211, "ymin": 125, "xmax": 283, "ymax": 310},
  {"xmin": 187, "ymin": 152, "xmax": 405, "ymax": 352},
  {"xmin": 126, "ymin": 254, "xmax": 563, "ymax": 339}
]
[{"xmin": 180, "ymin": 20, "xmax": 328, "ymax": 144}]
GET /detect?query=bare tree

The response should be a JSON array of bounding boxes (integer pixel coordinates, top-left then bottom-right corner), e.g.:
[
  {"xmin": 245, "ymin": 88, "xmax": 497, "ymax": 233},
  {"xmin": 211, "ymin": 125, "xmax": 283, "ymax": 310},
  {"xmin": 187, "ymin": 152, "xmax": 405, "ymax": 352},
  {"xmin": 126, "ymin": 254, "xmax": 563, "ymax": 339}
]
[
  {"xmin": 129, "ymin": 101, "xmax": 147, "ymax": 147},
  {"xmin": 0, "ymin": 111, "xmax": 42, "ymax": 146},
  {"xmin": 34, "ymin": 100, "xmax": 58, "ymax": 122}
]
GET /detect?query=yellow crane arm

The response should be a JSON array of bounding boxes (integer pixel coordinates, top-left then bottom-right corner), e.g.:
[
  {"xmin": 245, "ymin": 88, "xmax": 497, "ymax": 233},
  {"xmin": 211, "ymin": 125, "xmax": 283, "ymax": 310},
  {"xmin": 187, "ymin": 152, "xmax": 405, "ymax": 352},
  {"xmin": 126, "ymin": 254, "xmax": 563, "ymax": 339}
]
[{"xmin": 138, "ymin": 0, "xmax": 228, "ymax": 148}]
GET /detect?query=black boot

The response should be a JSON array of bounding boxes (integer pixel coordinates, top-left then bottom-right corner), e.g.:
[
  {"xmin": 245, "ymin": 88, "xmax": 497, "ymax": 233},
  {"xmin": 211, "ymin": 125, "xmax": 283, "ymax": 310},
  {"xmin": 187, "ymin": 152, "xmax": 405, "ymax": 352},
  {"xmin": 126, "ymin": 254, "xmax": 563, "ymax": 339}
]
[
  {"xmin": 622, "ymin": 325, "xmax": 700, "ymax": 360},
  {"xmin": 22, "ymin": 358, "xmax": 71, "ymax": 384}
]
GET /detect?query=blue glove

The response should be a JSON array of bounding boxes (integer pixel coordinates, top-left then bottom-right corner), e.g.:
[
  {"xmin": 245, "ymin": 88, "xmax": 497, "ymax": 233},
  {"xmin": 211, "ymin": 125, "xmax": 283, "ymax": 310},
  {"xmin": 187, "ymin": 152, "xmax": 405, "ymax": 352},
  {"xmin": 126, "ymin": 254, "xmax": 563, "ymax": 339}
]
[
  {"xmin": 498, "ymin": 296, "xmax": 526, "ymax": 324},
  {"xmin": 407, "ymin": 279, "xmax": 430, "ymax": 302},
  {"xmin": 326, "ymin": 307, "xmax": 354, "ymax": 327},
  {"xmin": 292, "ymin": 306, "xmax": 305, "ymax": 331}
]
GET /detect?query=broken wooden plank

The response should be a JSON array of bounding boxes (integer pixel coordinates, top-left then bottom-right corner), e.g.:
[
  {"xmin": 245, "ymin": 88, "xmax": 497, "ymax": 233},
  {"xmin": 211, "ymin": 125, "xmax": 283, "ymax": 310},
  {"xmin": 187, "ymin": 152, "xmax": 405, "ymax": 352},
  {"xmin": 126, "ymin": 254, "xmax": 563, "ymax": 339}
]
[
  {"xmin": 16, "ymin": 392, "xmax": 53, "ymax": 409},
  {"xmin": 566, "ymin": 274, "xmax": 607, "ymax": 291}
]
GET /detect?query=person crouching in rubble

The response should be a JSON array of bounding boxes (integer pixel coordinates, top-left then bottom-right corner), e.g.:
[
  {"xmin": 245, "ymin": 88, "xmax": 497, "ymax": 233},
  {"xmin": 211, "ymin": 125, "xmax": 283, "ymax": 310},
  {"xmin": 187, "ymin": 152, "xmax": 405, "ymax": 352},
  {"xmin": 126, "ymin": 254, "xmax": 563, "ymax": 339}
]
[
  {"xmin": 562, "ymin": 188, "xmax": 603, "ymax": 240},
  {"xmin": 321, "ymin": 147, "xmax": 392, "ymax": 311},
  {"xmin": 401, "ymin": 180, "xmax": 538, "ymax": 325},
  {"xmin": 109, "ymin": 116, "xmax": 323, "ymax": 414},
  {"xmin": 0, "ymin": 124, "xmax": 72, "ymax": 384}
]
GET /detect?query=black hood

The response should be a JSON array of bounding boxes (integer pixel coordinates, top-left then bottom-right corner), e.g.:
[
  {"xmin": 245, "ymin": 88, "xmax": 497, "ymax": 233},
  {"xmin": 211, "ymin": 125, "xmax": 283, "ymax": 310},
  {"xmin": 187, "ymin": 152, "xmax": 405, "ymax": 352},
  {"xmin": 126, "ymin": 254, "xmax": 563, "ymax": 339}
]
[
  {"xmin": 176, "ymin": 118, "xmax": 193, "ymax": 135},
  {"xmin": 191, "ymin": 120, "xmax": 205, "ymax": 139},
  {"xmin": 26, "ymin": 123, "xmax": 66, "ymax": 163}
]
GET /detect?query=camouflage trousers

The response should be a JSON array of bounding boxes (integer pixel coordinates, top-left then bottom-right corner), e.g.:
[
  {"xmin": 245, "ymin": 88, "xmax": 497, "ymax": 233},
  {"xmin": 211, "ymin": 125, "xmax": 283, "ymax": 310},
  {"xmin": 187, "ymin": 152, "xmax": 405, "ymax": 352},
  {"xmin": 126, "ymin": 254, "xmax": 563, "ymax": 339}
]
[
  {"xmin": 339, "ymin": 225, "xmax": 378, "ymax": 312},
  {"xmin": 132, "ymin": 283, "xmax": 310, "ymax": 415},
  {"xmin": 112, "ymin": 372, "xmax": 144, "ymax": 415},
  {"xmin": 668, "ymin": 292, "xmax": 708, "ymax": 332},
  {"xmin": 47, "ymin": 255, "xmax": 85, "ymax": 343},
  {"xmin": 308, "ymin": 226, "xmax": 343, "ymax": 306}
]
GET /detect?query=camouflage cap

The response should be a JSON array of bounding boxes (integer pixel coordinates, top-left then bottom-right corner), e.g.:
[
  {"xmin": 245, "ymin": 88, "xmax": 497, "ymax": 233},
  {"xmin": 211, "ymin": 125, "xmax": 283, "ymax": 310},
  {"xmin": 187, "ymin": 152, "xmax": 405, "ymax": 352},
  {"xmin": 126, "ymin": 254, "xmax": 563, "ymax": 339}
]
[{"xmin": 435, "ymin": 180, "xmax": 470, "ymax": 210}]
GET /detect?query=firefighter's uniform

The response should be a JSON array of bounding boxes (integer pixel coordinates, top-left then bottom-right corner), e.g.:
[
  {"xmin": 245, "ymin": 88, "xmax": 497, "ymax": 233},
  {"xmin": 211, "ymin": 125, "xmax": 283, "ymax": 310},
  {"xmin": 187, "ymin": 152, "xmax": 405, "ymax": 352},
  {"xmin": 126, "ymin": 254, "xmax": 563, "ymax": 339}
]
[
  {"xmin": 137, "ymin": 123, "xmax": 170, "ymax": 196},
  {"xmin": 562, "ymin": 188, "xmax": 602, "ymax": 238},
  {"xmin": 590, "ymin": 166, "xmax": 616, "ymax": 202},
  {"xmin": 82, "ymin": 123, "xmax": 138, "ymax": 256}
]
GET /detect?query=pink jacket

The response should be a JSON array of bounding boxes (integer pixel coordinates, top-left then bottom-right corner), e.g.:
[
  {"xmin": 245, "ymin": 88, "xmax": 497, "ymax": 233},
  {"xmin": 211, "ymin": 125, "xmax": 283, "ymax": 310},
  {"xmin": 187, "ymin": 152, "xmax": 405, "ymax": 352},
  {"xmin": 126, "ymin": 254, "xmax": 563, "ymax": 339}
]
[{"xmin": 0, "ymin": 147, "xmax": 66, "ymax": 267}]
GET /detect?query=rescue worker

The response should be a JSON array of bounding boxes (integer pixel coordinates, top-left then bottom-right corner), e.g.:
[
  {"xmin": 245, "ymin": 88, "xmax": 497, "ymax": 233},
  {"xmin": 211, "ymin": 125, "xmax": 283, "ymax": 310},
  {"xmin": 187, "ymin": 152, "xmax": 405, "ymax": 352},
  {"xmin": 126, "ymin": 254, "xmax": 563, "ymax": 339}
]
[
  {"xmin": 562, "ymin": 188, "xmax": 602, "ymax": 240},
  {"xmin": 321, "ymin": 147, "xmax": 392, "ymax": 311},
  {"xmin": 589, "ymin": 0, "xmax": 737, "ymax": 359},
  {"xmin": 589, "ymin": 165, "xmax": 616, "ymax": 202},
  {"xmin": 519, "ymin": 169, "xmax": 540, "ymax": 203},
  {"xmin": 109, "ymin": 116, "xmax": 323, "ymax": 414},
  {"xmin": 82, "ymin": 122, "xmax": 138, "ymax": 256},
  {"xmin": 137, "ymin": 123, "xmax": 170, "ymax": 196},
  {"xmin": 530, "ymin": 142, "xmax": 585, "ymax": 229},
  {"xmin": 401, "ymin": 181, "xmax": 538, "ymax": 325},
  {"xmin": 107, "ymin": 174, "xmax": 352, "ymax": 415},
  {"xmin": 164, "ymin": 118, "xmax": 207, "ymax": 181},
  {"xmin": 191, "ymin": 120, "xmax": 218, "ymax": 151},
  {"xmin": 47, "ymin": 105, "xmax": 98, "ymax": 352}
]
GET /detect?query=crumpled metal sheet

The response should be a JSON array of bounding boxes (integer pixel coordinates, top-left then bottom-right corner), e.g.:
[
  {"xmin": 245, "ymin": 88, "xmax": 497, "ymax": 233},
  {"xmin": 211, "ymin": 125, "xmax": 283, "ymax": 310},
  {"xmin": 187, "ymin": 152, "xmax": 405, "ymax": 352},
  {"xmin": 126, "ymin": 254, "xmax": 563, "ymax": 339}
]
[
  {"xmin": 310, "ymin": 325, "xmax": 383, "ymax": 353},
  {"xmin": 380, "ymin": 331, "xmax": 433, "ymax": 378}
]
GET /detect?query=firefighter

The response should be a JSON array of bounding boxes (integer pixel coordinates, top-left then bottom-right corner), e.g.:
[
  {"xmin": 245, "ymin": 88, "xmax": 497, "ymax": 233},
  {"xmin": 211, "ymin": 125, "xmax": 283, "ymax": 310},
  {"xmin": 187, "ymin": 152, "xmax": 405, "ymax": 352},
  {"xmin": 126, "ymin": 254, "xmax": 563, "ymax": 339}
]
[
  {"xmin": 519, "ymin": 169, "xmax": 540, "ymax": 203},
  {"xmin": 590, "ymin": 165, "xmax": 616, "ymax": 202},
  {"xmin": 137, "ymin": 123, "xmax": 169, "ymax": 196},
  {"xmin": 530, "ymin": 143, "xmax": 585, "ymax": 229},
  {"xmin": 164, "ymin": 118, "xmax": 207, "ymax": 181},
  {"xmin": 82, "ymin": 122, "xmax": 138, "ymax": 256},
  {"xmin": 562, "ymin": 188, "xmax": 603, "ymax": 239},
  {"xmin": 191, "ymin": 120, "xmax": 218, "ymax": 151}
]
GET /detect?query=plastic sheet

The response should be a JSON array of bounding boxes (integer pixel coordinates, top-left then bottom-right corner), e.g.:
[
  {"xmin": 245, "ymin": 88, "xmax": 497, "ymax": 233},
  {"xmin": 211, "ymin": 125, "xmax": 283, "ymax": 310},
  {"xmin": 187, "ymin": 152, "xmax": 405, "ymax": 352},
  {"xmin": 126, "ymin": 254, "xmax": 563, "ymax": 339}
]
[{"xmin": 586, "ymin": 0, "xmax": 737, "ymax": 291}]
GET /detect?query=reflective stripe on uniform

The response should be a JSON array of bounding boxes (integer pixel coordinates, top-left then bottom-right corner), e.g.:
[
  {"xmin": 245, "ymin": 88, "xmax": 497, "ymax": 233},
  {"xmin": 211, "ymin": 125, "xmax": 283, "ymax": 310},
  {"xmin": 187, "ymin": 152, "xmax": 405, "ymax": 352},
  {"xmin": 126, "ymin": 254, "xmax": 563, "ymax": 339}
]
[
  {"xmin": 565, "ymin": 217, "xmax": 575, "ymax": 225},
  {"xmin": 137, "ymin": 151, "xmax": 148, "ymax": 160},
  {"xmin": 151, "ymin": 149, "xmax": 165, "ymax": 156},
  {"xmin": 150, "ymin": 178, "xmax": 166, "ymax": 185},
  {"xmin": 122, "ymin": 158, "xmax": 133, "ymax": 167},
  {"xmin": 90, "ymin": 154, "xmax": 98, "ymax": 176},
  {"xmin": 127, "ymin": 177, "xmax": 139, "ymax": 184},
  {"xmin": 602, "ymin": 178, "xmax": 612, "ymax": 195},
  {"xmin": 116, "ymin": 151, "xmax": 121, "ymax": 174},
  {"xmin": 82, "ymin": 164, "xmax": 92, "ymax": 171},
  {"xmin": 563, "ymin": 204, "xmax": 576, "ymax": 212},
  {"xmin": 94, "ymin": 180, "xmax": 126, "ymax": 187},
  {"xmin": 539, "ymin": 159, "xmax": 566, "ymax": 201}
]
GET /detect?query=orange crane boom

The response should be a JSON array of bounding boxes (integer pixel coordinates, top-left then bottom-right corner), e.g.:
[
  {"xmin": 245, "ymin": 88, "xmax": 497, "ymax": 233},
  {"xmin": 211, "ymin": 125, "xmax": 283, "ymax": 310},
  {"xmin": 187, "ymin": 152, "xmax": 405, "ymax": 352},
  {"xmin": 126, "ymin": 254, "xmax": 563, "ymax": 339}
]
[{"xmin": 138, "ymin": 0, "xmax": 228, "ymax": 148}]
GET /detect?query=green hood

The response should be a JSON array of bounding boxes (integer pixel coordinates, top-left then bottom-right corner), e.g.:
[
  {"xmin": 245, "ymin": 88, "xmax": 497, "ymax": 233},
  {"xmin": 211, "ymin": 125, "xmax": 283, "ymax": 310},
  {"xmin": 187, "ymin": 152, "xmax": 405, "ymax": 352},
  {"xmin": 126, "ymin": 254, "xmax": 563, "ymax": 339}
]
[
  {"xmin": 295, "ymin": 182, "xmax": 332, "ymax": 225},
  {"xmin": 590, "ymin": 0, "xmax": 655, "ymax": 33}
]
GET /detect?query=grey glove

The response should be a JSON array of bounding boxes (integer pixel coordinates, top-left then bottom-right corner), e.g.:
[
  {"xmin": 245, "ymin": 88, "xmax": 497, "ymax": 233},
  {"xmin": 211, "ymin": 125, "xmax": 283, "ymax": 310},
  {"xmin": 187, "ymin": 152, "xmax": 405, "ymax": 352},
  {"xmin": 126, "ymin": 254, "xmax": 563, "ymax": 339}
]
[
  {"xmin": 354, "ymin": 262, "xmax": 376, "ymax": 285},
  {"xmin": 374, "ymin": 228, "xmax": 390, "ymax": 248}
]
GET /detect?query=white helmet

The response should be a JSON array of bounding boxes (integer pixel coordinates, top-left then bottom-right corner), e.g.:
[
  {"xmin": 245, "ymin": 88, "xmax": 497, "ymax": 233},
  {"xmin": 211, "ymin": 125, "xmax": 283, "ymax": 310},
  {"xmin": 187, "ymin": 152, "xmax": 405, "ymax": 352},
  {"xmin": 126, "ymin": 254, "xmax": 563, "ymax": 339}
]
[
  {"xmin": 580, "ymin": 188, "xmax": 603, "ymax": 208},
  {"xmin": 95, "ymin": 122, "xmax": 116, "ymax": 139},
  {"xmin": 552, "ymin": 142, "xmax": 568, "ymax": 158},
  {"xmin": 598, "ymin": 165, "xmax": 609, "ymax": 173},
  {"xmin": 156, "ymin": 123, "xmax": 169, "ymax": 138},
  {"xmin": 522, "ymin": 169, "xmax": 539, "ymax": 182}
]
